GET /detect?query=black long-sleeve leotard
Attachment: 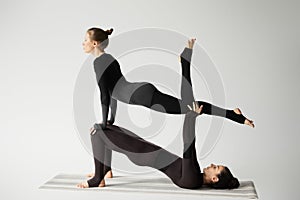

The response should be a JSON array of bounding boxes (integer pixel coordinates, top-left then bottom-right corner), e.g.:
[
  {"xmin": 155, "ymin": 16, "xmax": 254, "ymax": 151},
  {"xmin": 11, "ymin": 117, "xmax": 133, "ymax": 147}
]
[
  {"xmin": 94, "ymin": 48, "xmax": 246, "ymax": 129},
  {"xmin": 87, "ymin": 111, "xmax": 203, "ymax": 189}
]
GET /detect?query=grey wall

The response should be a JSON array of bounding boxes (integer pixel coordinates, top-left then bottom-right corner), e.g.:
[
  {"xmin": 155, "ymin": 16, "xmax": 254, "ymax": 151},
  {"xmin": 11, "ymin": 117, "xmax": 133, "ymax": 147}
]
[{"xmin": 0, "ymin": 0, "xmax": 299, "ymax": 200}]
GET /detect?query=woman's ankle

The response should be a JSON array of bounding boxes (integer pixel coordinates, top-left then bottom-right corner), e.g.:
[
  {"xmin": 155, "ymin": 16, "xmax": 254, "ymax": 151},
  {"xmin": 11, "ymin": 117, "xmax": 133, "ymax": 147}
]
[
  {"xmin": 104, "ymin": 170, "xmax": 113, "ymax": 178},
  {"xmin": 87, "ymin": 176, "xmax": 103, "ymax": 188}
]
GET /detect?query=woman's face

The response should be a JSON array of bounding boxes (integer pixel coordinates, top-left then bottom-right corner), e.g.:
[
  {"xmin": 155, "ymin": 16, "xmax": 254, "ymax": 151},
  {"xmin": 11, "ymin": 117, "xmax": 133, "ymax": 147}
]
[
  {"xmin": 203, "ymin": 163, "xmax": 225, "ymax": 183},
  {"xmin": 82, "ymin": 32, "xmax": 97, "ymax": 53}
]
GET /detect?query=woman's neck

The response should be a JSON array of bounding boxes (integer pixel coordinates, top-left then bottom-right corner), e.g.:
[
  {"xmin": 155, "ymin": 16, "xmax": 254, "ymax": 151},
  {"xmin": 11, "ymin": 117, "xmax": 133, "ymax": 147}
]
[
  {"xmin": 92, "ymin": 48, "xmax": 105, "ymax": 58},
  {"xmin": 202, "ymin": 174, "xmax": 210, "ymax": 185}
]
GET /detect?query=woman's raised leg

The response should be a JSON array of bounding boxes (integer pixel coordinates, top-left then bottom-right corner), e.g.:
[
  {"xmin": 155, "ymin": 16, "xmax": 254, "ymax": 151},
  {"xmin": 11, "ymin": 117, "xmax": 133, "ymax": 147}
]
[
  {"xmin": 149, "ymin": 41, "xmax": 196, "ymax": 114},
  {"xmin": 180, "ymin": 43, "xmax": 195, "ymax": 109},
  {"xmin": 196, "ymin": 100, "xmax": 256, "ymax": 126},
  {"xmin": 130, "ymin": 39, "xmax": 255, "ymax": 124},
  {"xmin": 181, "ymin": 39, "xmax": 254, "ymax": 127}
]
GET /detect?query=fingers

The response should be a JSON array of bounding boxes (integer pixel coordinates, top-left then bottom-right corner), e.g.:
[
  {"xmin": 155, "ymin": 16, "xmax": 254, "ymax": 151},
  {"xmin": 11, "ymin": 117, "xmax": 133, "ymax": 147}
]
[
  {"xmin": 198, "ymin": 105, "xmax": 203, "ymax": 114},
  {"xmin": 90, "ymin": 127, "xmax": 96, "ymax": 135},
  {"xmin": 188, "ymin": 102, "xmax": 199, "ymax": 110},
  {"xmin": 196, "ymin": 105, "xmax": 203, "ymax": 113},
  {"xmin": 195, "ymin": 101, "xmax": 199, "ymax": 110},
  {"xmin": 188, "ymin": 102, "xmax": 203, "ymax": 114}
]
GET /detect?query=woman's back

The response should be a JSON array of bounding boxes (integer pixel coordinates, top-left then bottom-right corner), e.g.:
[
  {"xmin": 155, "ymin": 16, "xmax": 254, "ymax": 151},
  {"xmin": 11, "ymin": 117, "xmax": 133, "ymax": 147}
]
[
  {"xmin": 94, "ymin": 53, "xmax": 124, "ymax": 91},
  {"xmin": 94, "ymin": 53, "xmax": 156, "ymax": 104}
]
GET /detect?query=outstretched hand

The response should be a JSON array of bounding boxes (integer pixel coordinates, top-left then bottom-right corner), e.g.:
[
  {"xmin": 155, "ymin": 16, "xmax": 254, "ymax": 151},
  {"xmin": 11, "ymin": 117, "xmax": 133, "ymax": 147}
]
[{"xmin": 187, "ymin": 102, "xmax": 203, "ymax": 114}]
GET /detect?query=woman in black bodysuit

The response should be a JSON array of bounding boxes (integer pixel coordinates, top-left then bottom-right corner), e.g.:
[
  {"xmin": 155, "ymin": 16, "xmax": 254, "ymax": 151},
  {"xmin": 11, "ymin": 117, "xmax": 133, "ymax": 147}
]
[
  {"xmin": 82, "ymin": 27, "xmax": 255, "ymax": 130},
  {"xmin": 77, "ymin": 103, "xmax": 240, "ymax": 189}
]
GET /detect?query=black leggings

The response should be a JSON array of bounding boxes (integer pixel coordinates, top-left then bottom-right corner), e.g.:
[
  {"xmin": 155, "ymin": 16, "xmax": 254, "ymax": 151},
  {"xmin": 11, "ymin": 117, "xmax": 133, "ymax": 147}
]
[
  {"xmin": 87, "ymin": 117, "xmax": 203, "ymax": 189},
  {"xmin": 130, "ymin": 48, "xmax": 246, "ymax": 124}
]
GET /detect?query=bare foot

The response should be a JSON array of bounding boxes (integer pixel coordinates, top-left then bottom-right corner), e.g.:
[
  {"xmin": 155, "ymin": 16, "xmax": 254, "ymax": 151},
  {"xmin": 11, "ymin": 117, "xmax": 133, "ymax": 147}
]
[
  {"xmin": 245, "ymin": 119, "xmax": 255, "ymax": 128},
  {"xmin": 77, "ymin": 181, "xmax": 89, "ymax": 188},
  {"xmin": 233, "ymin": 108, "xmax": 255, "ymax": 128},
  {"xmin": 86, "ymin": 170, "xmax": 113, "ymax": 178},
  {"xmin": 188, "ymin": 38, "xmax": 196, "ymax": 49},
  {"xmin": 179, "ymin": 38, "xmax": 197, "ymax": 62},
  {"xmin": 76, "ymin": 179, "xmax": 106, "ymax": 188}
]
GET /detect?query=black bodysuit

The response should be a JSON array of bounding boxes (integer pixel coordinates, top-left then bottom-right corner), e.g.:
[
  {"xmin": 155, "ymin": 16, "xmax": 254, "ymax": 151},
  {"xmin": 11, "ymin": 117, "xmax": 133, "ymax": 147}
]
[
  {"xmin": 88, "ymin": 111, "xmax": 205, "ymax": 189},
  {"xmin": 94, "ymin": 48, "xmax": 246, "ymax": 129}
]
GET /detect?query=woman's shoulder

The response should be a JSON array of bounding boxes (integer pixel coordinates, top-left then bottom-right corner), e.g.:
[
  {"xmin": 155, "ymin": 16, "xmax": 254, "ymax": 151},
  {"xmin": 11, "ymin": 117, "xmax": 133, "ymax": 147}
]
[
  {"xmin": 94, "ymin": 52, "xmax": 115, "ymax": 62},
  {"xmin": 94, "ymin": 53, "xmax": 117, "ymax": 66}
]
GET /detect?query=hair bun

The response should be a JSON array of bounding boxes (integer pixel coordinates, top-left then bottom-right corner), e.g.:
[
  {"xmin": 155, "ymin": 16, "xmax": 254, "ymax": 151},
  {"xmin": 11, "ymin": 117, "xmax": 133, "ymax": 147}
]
[
  {"xmin": 228, "ymin": 177, "xmax": 240, "ymax": 189},
  {"xmin": 106, "ymin": 28, "xmax": 114, "ymax": 36}
]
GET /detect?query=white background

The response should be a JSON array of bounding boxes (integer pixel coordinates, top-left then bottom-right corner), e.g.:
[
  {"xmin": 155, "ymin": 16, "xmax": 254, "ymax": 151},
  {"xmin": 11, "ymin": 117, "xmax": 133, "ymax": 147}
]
[{"xmin": 0, "ymin": 0, "xmax": 299, "ymax": 200}]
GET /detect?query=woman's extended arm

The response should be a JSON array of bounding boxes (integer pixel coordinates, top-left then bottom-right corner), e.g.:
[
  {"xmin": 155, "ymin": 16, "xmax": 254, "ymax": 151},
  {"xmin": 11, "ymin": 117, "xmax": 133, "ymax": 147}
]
[
  {"xmin": 108, "ymin": 97, "xmax": 117, "ymax": 125},
  {"xmin": 183, "ymin": 102, "xmax": 203, "ymax": 157},
  {"xmin": 183, "ymin": 111, "xmax": 198, "ymax": 152},
  {"xmin": 98, "ymin": 77, "xmax": 110, "ymax": 129}
]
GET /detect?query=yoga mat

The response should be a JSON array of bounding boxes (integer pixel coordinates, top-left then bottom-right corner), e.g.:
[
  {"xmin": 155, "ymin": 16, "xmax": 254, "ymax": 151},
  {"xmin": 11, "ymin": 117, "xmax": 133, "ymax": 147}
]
[{"xmin": 39, "ymin": 173, "xmax": 258, "ymax": 199}]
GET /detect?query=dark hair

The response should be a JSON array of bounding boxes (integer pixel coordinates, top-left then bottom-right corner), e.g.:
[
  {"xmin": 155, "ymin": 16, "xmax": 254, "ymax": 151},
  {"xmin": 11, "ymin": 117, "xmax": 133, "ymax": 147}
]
[
  {"xmin": 211, "ymin": 166, "xmax": 240, "ymax": 189},
  {"xmin": 87, "ymin": 27, "xmax": 114, "ymax": 50}
]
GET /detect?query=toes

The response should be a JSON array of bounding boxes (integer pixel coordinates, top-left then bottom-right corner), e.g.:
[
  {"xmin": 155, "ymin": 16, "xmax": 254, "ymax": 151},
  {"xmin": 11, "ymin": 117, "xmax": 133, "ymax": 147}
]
[
  {"xmin": 245, "ymin": 119, "xmax": 255, "ymax": 128},
  {"xmin": 77, "ymin": 182, "xmax": 89, "ymax": 188}
]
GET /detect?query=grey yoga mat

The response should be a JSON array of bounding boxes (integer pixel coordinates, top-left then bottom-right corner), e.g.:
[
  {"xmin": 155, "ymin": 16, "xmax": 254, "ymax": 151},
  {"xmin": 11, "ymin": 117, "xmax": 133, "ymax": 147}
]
[{"xmin": 39, "ymin": 173, "xmax": 258, "ymax": 199}]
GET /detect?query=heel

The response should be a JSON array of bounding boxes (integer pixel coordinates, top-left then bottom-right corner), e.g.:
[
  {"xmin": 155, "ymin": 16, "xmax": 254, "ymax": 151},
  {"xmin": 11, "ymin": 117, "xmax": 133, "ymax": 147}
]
[{"xmin": 87, "ymin": 176, "xmax": 103, "ymax": 188}]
